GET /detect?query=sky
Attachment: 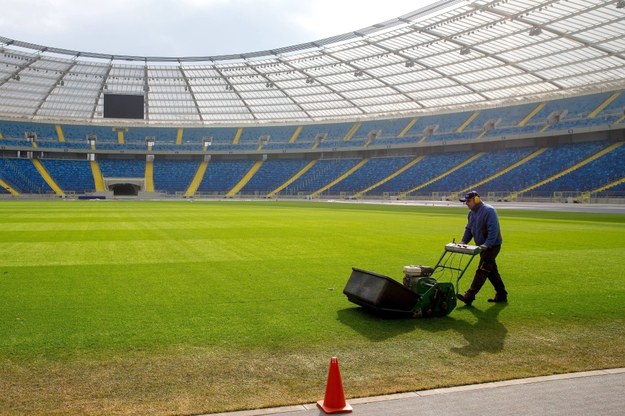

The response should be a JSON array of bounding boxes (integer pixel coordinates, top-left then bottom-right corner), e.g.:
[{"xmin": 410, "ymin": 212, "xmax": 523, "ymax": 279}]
[{"xmin": 0, "ymin": 0, "xmax": 439, "ymax": 58}]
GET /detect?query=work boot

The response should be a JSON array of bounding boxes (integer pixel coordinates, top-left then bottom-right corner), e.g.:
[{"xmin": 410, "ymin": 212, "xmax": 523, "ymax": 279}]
[
  {"xmin": 457, "ymin": 292, "xmax": 475, "ymax": 306},
  {"xmin": 488, "ymin": 292, "xmax": 508, "ymax": 303}
]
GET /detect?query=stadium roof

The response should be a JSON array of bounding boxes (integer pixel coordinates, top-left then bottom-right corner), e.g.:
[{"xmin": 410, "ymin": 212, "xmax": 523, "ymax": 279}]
[{"xmin": 1, "ymin": 0, "xmax": 625, "ymax": 125}]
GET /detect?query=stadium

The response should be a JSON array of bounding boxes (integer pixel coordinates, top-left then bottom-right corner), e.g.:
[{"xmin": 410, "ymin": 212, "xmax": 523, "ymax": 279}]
[{"xmin": 1, "ymin": 0, "xmax": 625, "ymax": 415}]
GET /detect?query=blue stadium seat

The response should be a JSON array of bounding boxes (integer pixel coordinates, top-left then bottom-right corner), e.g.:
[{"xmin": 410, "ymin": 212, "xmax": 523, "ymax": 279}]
[{"xmin": 42, "ymin": 159, "xmax": 95, "ymax": 194}]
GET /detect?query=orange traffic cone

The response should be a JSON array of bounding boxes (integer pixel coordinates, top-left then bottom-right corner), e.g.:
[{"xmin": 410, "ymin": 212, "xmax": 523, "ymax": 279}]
[{"xmin": 317, "ymin": 357, "xmax": 353, "ymax": 414}]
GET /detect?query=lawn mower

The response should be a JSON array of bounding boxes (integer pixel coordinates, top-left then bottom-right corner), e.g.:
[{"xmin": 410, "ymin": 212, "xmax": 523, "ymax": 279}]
[{"xmin": 343, "ymin": 242, "xmax": 482, "ymax": 318}]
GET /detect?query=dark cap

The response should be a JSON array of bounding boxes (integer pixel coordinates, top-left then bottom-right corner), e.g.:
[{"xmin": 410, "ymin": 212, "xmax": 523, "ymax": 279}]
[{"xmin": 459, "ymin": 190, "xmax": 479, "ymax": 202}]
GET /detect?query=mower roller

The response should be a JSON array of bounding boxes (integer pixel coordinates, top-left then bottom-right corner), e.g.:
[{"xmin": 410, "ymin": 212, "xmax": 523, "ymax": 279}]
[{"xmin": 343, "ymin": 242, "xmax": 482, "ymax": 318}]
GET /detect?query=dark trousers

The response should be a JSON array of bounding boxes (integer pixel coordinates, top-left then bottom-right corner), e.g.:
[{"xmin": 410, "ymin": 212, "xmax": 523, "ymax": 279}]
[{"xmin": 466, "ymin": 245, "xmax": 507, "ymax": 296}]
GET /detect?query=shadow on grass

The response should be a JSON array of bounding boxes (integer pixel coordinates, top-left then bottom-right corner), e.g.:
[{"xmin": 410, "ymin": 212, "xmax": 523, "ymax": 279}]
[
  {"xmin": 336, "ymin": 307, "xmax": 421, "ymax": 341},
  {"xmin": 337, "ymin": 302, "xmax": 508, "ymax": 356},
  {"xmin": 447, "ymin": 303, "xmax": 508, "ymax": 357}
]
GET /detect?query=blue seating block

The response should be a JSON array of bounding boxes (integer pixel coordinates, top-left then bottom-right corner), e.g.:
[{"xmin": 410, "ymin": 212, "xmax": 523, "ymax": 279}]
[
  {"xmin": 0, "ymin": 158, "xmax": 53, "ymax": 193},
  {"xmin": 43, "ymin": 159, "xmax": 95, "ymax": 193}
]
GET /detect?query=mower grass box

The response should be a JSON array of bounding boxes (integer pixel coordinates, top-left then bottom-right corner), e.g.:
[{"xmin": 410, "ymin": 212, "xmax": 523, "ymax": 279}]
[{"xmin": 343, "ymin": 268, "xmax": 419, "ymax": 314}]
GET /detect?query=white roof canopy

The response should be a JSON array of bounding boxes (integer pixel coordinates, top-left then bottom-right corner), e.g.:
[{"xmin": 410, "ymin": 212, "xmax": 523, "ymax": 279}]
[{"xmin": 1, "ymin": 0, "xmax": 625, "ymax": 124}]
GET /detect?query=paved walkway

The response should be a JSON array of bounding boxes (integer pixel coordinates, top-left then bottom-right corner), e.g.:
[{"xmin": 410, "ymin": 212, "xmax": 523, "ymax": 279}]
[{"xmin": 206, "ymin": 368, "xmax": 625, "ymax": 416}]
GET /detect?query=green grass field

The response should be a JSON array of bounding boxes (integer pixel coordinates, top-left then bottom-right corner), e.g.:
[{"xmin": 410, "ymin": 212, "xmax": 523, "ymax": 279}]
[{"xmin": 1, "ymin": 200, "xmax": 624, "ymax": 415}]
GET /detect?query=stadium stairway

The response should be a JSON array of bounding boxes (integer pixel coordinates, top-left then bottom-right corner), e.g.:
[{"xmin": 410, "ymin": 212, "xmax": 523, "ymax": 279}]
[
  {"xmin": 226, "ymin": 160, "xmax": 263, "ymax": 197},
  {"xmin": 289, "ymin": 126, "xmax": 303, "ymax": 144},
  {"xmin": 399, "ymin": 118, "xmax": 417, "ymax": 137},
  {"xmin": 588, "ymin": 91, "xmax": 621, "ymax": 119},
  {"xmin": 32, "ymin": 159, "xmax": 65, "ymax": 197},
  {"xmin": 353, "ymin": 156, "xmax": 425, "ymax": 198},
  {"xmin": 592, "ymin": 176, "xmax": 625, "ymax": 195},
  {"xmin": 400, "ymin": 153, "xmax": 484, "ymax": 198},
  {"xmin": 456, "ymin": 111, "xmax": 480, "ymax": 133},
  {"xmin": 267, "ymin": 160, "xmax": 316, "ymax": 198},
  {"xmin": 184, "ymin": 160, "xmax": 208, "ymax": 198},
  {"xmin": 343, "ymin": 123, "xmax": 361, "ymax": 142},
  {"xmin": 518, "ymin": 103, "xmax": 546, "ymax": 126},
  {"xmin": 514, "ymin": 142, "xmax": 624, "ymax": 198},
  {"xmin": 310, "ymin": 158, "xmax": 369, "ymax": 198},
  {"xmin": 55, "ymin": 125, "xmax": 65, "ymax": 142},
  {"xmin": 90, "ymin": 160, "xmax": 106, "ymax": 192},
  {"xmin": 0, "ymin": 178, "xmax": 19, "ymax": 196},
  {"xmin": 232, "ymin": 128, "xmax": 243, "ymax": 145},
  {"xmin": 144, "ymin": 159, "xmax": 155, "ymax": 192}
]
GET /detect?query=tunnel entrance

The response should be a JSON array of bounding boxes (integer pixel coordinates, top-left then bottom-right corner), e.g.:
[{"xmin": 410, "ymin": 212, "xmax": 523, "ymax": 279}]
[
  {"xmin": 104, "ymin": 178, "xmax": 144, "ymax": 197},
  {"xmin": 109, "ymin": 183, "xmax": 141, "ymax": 196}
]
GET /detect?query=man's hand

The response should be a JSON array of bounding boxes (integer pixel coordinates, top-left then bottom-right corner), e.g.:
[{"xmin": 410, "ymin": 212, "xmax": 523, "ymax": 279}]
[{"xmin": 479, "ymin": 244, "xmax": 489, "ymax": 250}]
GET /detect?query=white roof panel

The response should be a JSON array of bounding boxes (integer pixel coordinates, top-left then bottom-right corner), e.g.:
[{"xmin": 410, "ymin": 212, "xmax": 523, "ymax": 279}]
[{"xmin": 1, "ymin": 0, "xmax": 625, "ymax": 124}]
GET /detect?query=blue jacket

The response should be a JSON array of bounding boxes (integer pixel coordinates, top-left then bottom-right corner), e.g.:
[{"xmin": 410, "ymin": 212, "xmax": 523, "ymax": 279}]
[{"xmin": 461, "ymin": 202, "xmax": 503, "ymax": 247}]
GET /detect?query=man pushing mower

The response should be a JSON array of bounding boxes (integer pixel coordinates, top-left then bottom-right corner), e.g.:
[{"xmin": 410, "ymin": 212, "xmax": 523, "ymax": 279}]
[{"xmin": 456, "ymin": 191, "xmax": 508, "ymax": 306}]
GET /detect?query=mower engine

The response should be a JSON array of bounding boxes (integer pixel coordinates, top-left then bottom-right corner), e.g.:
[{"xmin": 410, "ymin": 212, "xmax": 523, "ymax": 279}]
[{"xmin": 402, "ymin": 265, "xmax": 456, "ymax": 318}]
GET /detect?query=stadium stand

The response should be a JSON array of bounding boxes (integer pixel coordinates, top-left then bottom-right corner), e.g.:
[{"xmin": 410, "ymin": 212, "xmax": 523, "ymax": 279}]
[
  {"xmin": 0, "ymin": 121, "xmax": 57, "ymax": 140},
  {"xmin": 239, "ymin": 159, "xmax": 311, "ymax": 196},
  {"xmin": 1, "ymin": 89, "xmax": 624, "ymax": 201},
  {"xmin": 530, "ymin": 142, "xmax": 625, "ymax": 195},
  {"xmin": 98, "ymin": 158, "xmax": 146, "ymax": 178},
  {"xmin": 42, "ymin": 159, "xmax": 95, "ymax": 194},
  {"xmin": 196, "ymin": 160, "xmax": 256, "ymax": 196},
  {"xmin": 370, "ymin": 152, "xmax": 473, "ymax": 196},
  {"xmin": 325, "ymin": 156, "xmax": 415, "ymax": 195},
  {"xmin": 0, "ymin": 157, "xmax": 54, "ymax": 194},
  {"xmin": 478, "ymin": 141, "xmax": 611, "ymax": 196},
  {"xmin": 418, "ymin": 148, "xmax": 537, "ymax": 194},
  {"xmin": 153, "ymin": 159, "xmax": 200, "ymax": 195},
  {"xmin": 277, "ymin": 159, "xmax": 361, "ymax": 196},
  {"xmin": 61, "ymin": 124, "xmax": 119, "ymax": 143}
]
